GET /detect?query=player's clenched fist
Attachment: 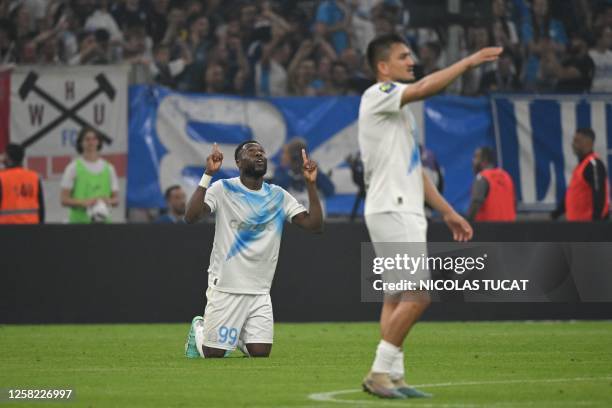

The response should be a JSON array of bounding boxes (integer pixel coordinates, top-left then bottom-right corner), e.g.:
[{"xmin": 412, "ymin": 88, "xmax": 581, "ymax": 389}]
[
  {"xmin": 467, "ymin": 47, "xmax": 503, "ymax": 68},
  {"xmin": 301, "ymin": 148, "xmax": 318, "ymax": 184},
  {"xmin": 205, "ymin": 143, "xmax": 224, "ymax": 175}
]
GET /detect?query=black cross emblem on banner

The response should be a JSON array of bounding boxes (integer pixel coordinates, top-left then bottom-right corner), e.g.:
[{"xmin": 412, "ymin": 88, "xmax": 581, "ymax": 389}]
[{"xmin": 18, "ymin": 71, "xmax": 116, "ymax": 148}]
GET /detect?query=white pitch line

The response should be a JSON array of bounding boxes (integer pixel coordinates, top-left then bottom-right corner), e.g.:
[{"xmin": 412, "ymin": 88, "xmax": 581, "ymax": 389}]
[{"xmin": 308, "ymin": 376, "xmax": 612, "ymax": 407}]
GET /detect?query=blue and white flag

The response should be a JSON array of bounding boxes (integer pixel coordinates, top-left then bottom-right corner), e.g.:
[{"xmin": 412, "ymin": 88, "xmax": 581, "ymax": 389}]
[
  {"xmin": 127, "ymin": 86, "xmax": 362, "ymax": 214},
  {"xmin": 491, "ymin": 95, "xmax": 612, "ymax": 210}
]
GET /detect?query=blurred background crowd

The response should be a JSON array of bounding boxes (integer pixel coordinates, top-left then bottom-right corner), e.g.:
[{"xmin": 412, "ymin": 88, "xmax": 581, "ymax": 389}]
[{"xmin": 1, "ymin": 0, "xmax": 611, "ymax": 97}]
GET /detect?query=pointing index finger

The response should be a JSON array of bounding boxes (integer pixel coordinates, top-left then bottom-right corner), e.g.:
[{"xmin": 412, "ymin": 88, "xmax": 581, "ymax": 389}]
[
  {"xmin": 212, "ymin": 142, "xmax": 219, "ymax": 153},
  {"xmin": 301, "ymin": 148, "xmax": 308, "ymax": 163}
]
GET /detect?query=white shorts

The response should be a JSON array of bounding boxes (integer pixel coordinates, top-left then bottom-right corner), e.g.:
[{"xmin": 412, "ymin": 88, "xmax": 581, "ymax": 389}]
[
  {"xmin": 365, "ymin": 212, "xmax": 430, "ymax": 294},
  {"xmin": 202, "ymin": 287, "xmax": 274, "ymax": 351}
]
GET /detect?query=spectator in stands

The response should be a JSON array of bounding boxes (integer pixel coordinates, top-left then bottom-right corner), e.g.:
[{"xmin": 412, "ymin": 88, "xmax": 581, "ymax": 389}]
[
  {"xmin": 122, "ymin": 22, "xmax": 152, "ymax": 64},
  {"xmin": 287, "ymin": 39, "xmax": 330, "ymax": 95},
  {"xmin": 490, "ymin": 0, "xmax": 520, "ymax": 55},
  {"xmin": 69, "ymin": 29, "xmax": 114, "ymax": 65},
  {"xmin": 589, "ymin": 25, "xmax": 612, "ymax": 93},
  {"xmin": 339, "ymin": 47, "xmax": 372, "ymax": 93},
  {"xmin": 0, "ymin": 143, "xmax": 44, "ymax": 224},
  {"xmin": 12, "ymin": 3, "xmax": 37, "ymax": 42},
  {"xmin": 418, "ymin": 42, "xmax": 442, "ymax": 77},
  {"xmin": 541, "ymin": 33, "xmax": 595, "ymax": 93},
  {"xmin": 0, "ymin": 19, "xmax": 16, "ymax": 63},
  {"xmin": 111, "ymin": 0, "xmax": 147, "ymax": 32},
  {"xmin": 225, "ymin": 35, "xmax": 251, "ymax": 94},
  {"xmin": 552, "ymin": 128, "xmax": 609, "ymax": 221},
  {"xmin": 317, "ymin": 55, "xmax": 333, "ymax": 91},
  {"xmin": 176, "ymin": 14, "xmax": 213, "ymax": 92},
  {"xmin": 467, "ymin": 146, "xmax": 516, "ymax": 222},
  {"xmin": 271, "ymin": 137, "xmax": 335, "ymax": 217},
  {"xmin": 203, "ymin": 62, "xmax": 226, "ymax": 93},
  {"xmin": 373, "ymin": 15, "xmax": 394, "ymax": 37},
  {"xmin": 347, "ymin": 0, "xmax": 375, "ymax": 56},
  {"xmin": 238, "ymin": 2, "xmax": 257, "ymax": 51},
  {"xmin": 480, "ymin": 49, "xmax": 521, "ymax": 92},
  {"xmin": 147, "ymin": 0, "xmax": 171, "ymax": 45},
  {"xmin": 16, "ymin": 0, "xmax": 46, "ymax": 31},
  {"xmin": 155, "ymin": 185, "xmax": 186, "ymax": 224},
  {"xmin": 521, "ymin": 0, "xmax": 568, "ymax": 90},
  {"xmin": 462, "ymin": 23, "xmax": 496, "ymax": 95},
  {"xmin": 254, "ymin": 35, "xmax": 291, "ymax": 96},
  {"xmin": 551, "ymin": 0, "xmax": 595, "ymax": 36},
  {"xmin": 289, "ymin": 57, "xmax": 319, "ymax": 95},
  {"xmin": 159, "ymin": 6, "xmax": 188, "ymax": 48},
  {"xmin": 593, "ymin": 4, "xmax": 612, "ymax": 32},
  {"xmin": 184, "ymin": 0, "xmax": 204, "ymax": 21},
  {"xmin": 85, "ymin": 0, "xmax": 123, "ymax": 43},
  {"xmin": 325, "ymin": 60, "xmax": 354, "ymax": 95},
  {"xmin": 314, "ymin": 0, "xmax": 350, "ymax": 55},
  {"xmin": 244, "ymin": 2, "xmax": 292, "ymax": 95},
  {"xmin": 149, "ymin": 43, "xmax": 190, "ymax": 88},
  {"xmin": 60, "ymin": 127, "xmax": 120, "ymax": 224},
  {"xmin": 56, "ymin": 7, "xmax": 81, "ymax": 64}
]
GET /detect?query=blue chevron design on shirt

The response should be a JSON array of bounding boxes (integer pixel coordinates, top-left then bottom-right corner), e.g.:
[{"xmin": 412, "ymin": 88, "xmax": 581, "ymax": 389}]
[{"xmin": 222, "ymin": 180, "xmax": 285, "ymax": 261}]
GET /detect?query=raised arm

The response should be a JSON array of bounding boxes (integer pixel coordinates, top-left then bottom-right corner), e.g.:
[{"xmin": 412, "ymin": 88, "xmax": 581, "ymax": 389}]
[
  {"xmin": 185, "ymin": 143, "xmax": 223, "ymax": 224},
  {"xmin": 401, "ymin": 47, "xmax": 502, "ymax": 105},
  {"xmin": 291, "ymin": 149, "xmax": 324, "ymax": 233}
]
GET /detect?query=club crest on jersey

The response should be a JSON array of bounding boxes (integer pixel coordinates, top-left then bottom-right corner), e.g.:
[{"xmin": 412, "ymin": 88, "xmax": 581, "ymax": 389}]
[{"xmin": 379, "ymin": 82, "xmax": 396, "ymax": 93}]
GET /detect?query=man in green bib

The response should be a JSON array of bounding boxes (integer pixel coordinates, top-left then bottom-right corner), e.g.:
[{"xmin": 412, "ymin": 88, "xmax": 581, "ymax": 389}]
[{"xmin": 60, "ymin": 128, "xmax": 120, "ymax": 223}]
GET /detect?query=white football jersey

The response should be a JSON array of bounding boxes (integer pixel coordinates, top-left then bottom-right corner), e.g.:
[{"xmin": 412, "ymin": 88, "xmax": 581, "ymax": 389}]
[
  {"xmin": 204, "ymin": 177, "xmax": 306, "ymax": 294},
  {"xmin": 358, "ymin": 81, "xmax": 424, "ymax": 216}
]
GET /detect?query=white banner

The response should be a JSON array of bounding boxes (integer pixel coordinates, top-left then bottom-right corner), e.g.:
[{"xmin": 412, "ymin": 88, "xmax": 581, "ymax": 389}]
[{"xmin": 10, "ymin": 65, "xmax": 129, "ymax": 222}]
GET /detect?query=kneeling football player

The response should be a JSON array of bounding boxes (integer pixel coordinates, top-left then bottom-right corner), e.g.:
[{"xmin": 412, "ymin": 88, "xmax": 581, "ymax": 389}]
[{"xmin": 184, "ymin": 141, "xmax": 323, "ymax": 358}]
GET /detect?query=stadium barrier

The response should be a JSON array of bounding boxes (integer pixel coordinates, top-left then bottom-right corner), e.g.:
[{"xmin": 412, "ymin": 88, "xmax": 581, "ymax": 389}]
[{"xmin": 1, "ymin": 222, "xmax": 611, "ymax": 324}]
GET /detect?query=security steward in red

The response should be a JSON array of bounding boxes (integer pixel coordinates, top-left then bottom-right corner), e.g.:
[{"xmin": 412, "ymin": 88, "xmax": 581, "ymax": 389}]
[
  {"xmin": 552, "ymin": 128, "xmax": 609, "ymax": 221},
  {"xmin": 468, "ymin": 146, "xmax": 516, "ymax": 221},
  {"xmin": 0, "ymin": 143, "xmax": 45, "ymax": 224}
]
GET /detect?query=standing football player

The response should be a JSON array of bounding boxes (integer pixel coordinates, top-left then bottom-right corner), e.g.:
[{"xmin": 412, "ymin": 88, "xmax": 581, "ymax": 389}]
[
  {"xmin": 184, "ymin": 141, "xmax": 323, "ymax": 358},
  {"xmin": 358, "ymin": 34, "xmax": 501, "ymax": 398}
]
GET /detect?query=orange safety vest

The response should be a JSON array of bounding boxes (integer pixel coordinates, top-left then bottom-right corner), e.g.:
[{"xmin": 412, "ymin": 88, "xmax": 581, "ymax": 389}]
[
  {"xmin": 0, "ymin": 167, "xmax": 41, "ymax": 224},
  {"xmin": 565, "ymin": 152, "xmax": 610, "ymax": 221},
  {"xmin": 475, "ymin": 168, "xmax": 516, "ymax": 222}
]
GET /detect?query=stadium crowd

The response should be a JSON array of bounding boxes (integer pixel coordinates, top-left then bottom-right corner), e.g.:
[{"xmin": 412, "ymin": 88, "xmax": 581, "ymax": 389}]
[{"xmin": 0, "ymin": 0, "xmax": 611, "ymax": 96}]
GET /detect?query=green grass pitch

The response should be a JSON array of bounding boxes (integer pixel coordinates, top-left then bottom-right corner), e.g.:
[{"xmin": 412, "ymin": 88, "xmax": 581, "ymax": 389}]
[{"xmin": 1, "ymin": 321, "xmax": 611, "ymax": 407}]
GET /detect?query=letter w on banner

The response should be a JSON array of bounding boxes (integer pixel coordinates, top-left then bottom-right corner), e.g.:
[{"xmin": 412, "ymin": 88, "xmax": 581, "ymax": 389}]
[
  {"xmin": 9, "ymin": 66, "xmax": 128, "ymax": 222},
  {"xmin": 491, "ymin": 95, "xmax": 612, "ymax": 211}
]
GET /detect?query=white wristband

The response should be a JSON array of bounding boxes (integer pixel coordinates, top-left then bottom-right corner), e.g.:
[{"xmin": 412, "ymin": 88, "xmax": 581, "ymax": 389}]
[{"xmin": 199, "ymin": 173, "xmax": 212, "ymax": 188}]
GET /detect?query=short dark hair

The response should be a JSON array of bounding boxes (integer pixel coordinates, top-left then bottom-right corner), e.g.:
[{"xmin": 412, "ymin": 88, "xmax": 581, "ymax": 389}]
[
  {"xmin": 479, "ymin": 146, "xmax": 497, "ymax": 166},
  {"xmin": 576, "ymin": 128, "xmax": 595, "ymax": 141},
  {"xmin": 366, "ymin": 34, "xmax": 407, "ymax": 74},
  {"xmin": 6, "ymin": 143, "xmax": 24, "ymax": 165},
  {"xmin": 234, "ymin": 140, "xmax": 260, "ymax": 160},
  {"xmin": 76, "ymin": 127, "xmax": 103, "ymax": 154},
  {"xmin": 164, "ymin": 185, "xmax": 182, "ymax": 201}
]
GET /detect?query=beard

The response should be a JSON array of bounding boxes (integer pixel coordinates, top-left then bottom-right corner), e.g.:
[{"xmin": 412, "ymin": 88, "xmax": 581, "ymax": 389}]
[{"xmin": 243, "ymin": 162, "xmax": 267, "ymax": 177}]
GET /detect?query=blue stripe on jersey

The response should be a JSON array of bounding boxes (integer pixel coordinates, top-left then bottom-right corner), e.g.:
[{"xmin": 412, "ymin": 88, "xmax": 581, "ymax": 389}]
[
  {"xmin": 222, "ymin": 180, "xmax": 285, "ymax": 260},
  {"xmin": 408, "ymin": 142, "xmax": 420, "ymax": 174}
]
